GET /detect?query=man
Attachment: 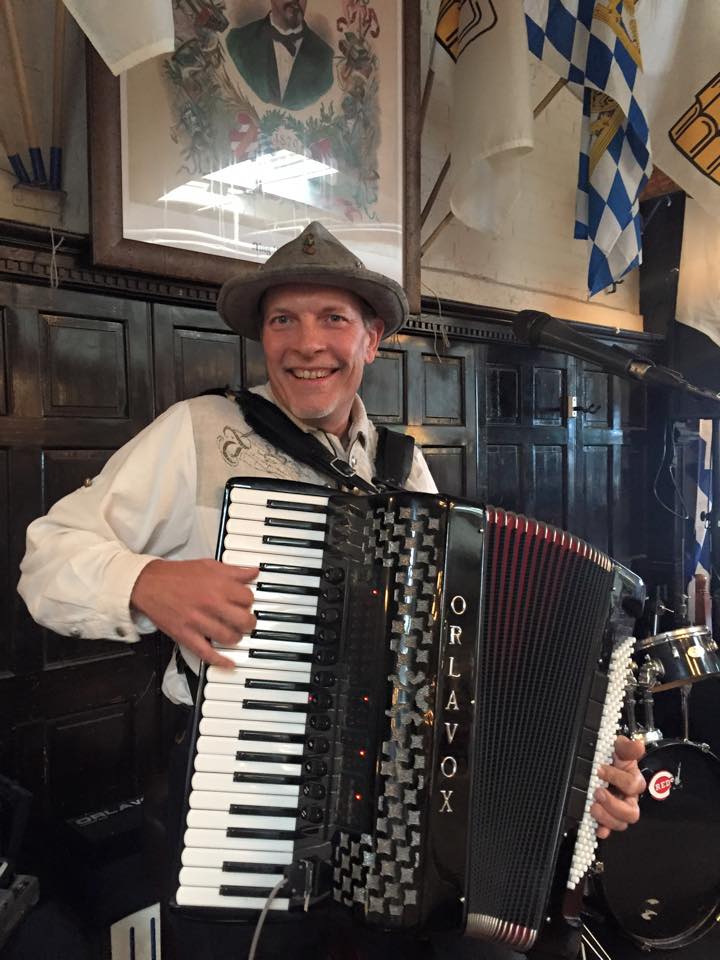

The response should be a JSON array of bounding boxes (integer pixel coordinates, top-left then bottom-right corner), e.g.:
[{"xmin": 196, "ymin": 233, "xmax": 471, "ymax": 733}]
[
  {"xmin": 226, "ymin": 0, "xmax": 334, "ymax": 111},
  {"xmin": 18, "ymin": 222, "xmax": 644, "ymax": 959}
]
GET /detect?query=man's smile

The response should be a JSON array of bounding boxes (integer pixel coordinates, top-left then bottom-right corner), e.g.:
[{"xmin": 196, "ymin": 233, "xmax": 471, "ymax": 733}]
[{"xmin": 287, "ymin": 368, "xmax": 337, "ymax": 380}]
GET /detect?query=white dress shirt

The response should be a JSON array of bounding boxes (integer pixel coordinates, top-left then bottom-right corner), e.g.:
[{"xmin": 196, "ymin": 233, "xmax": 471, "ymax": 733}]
[{"xmin": 18, "ymin": 384, "xmax": 437, "ymax": 704}]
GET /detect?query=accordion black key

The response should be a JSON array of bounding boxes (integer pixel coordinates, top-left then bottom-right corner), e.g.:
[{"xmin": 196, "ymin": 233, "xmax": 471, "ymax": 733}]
[{"xmin": 173, "ymin": 478, "xmax": 644, "ymax": 950}]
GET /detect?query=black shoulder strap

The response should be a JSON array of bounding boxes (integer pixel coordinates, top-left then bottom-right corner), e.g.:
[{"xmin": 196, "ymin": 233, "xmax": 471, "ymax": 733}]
[
  {"xmin": 231, "ymin": 389, "xmax": 379, "ymax": 494},
  {"xmin": 375, "ymin": 426, "xmax": 415, "ymax": 488}
]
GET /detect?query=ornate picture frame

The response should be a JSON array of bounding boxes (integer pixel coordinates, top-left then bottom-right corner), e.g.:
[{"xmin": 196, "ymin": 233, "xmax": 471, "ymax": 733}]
[{"xmin": 87, "ymin": 0, "xmax": 420, "ymax": 311}]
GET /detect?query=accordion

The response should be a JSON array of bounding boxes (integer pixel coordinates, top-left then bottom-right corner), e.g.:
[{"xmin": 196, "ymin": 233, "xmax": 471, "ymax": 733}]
[{"xmin": 173, "ymin": 478, "xmax": 644, "ymax": 950}]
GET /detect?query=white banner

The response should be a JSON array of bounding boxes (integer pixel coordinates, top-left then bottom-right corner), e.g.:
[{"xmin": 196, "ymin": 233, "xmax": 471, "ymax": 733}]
[
  {"xmin": 676, "ymin": 199, "xmax": 720, "ymax": 346},
  {"xmin": 63, "ymin": 0, "xmax": 175, "ymax": 75},
  {"xmin": 438, "ymin": 0, "xmax": 534, "ymax": 232},
  {"xmin": 636, "ymin": 0, "xmax": 720, "ymax": 221}
]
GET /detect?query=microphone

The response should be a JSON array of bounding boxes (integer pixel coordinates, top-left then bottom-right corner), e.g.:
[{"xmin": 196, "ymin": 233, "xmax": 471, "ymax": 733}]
[{"xmin": 512, "ymin": 310, "xmax": 720, "ymax": 404}]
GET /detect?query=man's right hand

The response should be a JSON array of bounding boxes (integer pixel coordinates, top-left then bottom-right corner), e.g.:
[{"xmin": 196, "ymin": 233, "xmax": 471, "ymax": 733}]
[{"xmin": 130, "ymin": 558, "xmax": 258, "ymax": 668}]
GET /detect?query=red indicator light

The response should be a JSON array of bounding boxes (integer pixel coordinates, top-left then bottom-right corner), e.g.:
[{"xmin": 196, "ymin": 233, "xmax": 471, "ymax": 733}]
[
  {"xmin": 354, "ymin": 793, "xmax": 363, "ymax": 801},
  {"xmin": 359, "ymin": 749, "xmax": 366, "ymax": 758},
  {"xmin": 362, "ymin": 695, "xmax": 369, "ymax": 703},
  {"xmin": 371, "ymin": 589, "xmax": 379, "ymax": 596}
]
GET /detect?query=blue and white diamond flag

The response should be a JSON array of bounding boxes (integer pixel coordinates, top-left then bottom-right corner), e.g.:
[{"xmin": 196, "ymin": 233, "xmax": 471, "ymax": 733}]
[{"xmin": 524, "ymin": 0, "xmax": 652, "ymax": 295}]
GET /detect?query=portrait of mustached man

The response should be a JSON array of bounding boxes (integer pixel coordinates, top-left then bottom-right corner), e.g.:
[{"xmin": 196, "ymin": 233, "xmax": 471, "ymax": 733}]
[{"xmin": 226, "ymin": 0, "xmax": 334, "ymax": 111}]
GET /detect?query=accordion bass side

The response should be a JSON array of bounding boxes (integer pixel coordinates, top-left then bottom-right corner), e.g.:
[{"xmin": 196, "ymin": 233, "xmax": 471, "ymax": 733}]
[{"xmin": 173, "ymin": 478, "xmax": 645, "ymax": 950}]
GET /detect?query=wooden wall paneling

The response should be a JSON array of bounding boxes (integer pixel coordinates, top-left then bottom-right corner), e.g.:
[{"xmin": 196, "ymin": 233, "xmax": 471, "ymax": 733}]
[
  {"xmin": 359, "ymin": 347, "xmax": 407, "ymax": 424},
  {"xmin": 0, "ymin": 306, "xmax": 6, "ymax": 416},
  {"xmin": 2, "ymin": 284, "xmax": 153, "ymax": 441},
  {"xmin": 0, "ymin": 448, "xmax": 8, "ymax": 674},
  {"xmin": 0, "ymin": 285, "xmax": 159, "ymax": 831},
  {"xmin": 359, "ymin": 335, "xmax": 477, "ymax": 498},
  {"xmin": 576, "ymin": 361, "xmax": 650, "ymax": 565},
  {"xmin": 406, "ymin": 338, "xmax": 477, "ymax": 499},
  {"xmin": 485, "ymin": 343, "xmax": 575, "ymax": 530},
  {"xmin": 153, "ymin": 304, "xmax": 243, "ymax": 412},
  {"xmin": 40, "ymin": 314, "xmax": 129, "ymax": 418},
  {"xmin": 5, "ymin": 304, "xmax": 43, "ymax": 418},
  {"xmin": 244, "ymin": 337, "xmax": 268, "ymax": 388}
]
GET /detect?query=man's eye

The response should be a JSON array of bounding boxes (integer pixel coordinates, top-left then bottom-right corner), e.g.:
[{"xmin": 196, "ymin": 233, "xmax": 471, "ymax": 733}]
[
  {"xmin": 328, "ymin": 314, "xmax": 346, "ymax": 323},
  {"xmin": 270, "ymin": 315, "xmax": 290, "ymax": 325}
]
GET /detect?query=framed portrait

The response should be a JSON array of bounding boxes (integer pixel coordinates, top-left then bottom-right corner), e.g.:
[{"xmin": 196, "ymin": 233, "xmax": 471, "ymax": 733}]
[{"xmin": 88, "ymin": 0, "xmax": 421, "ymax": 311}]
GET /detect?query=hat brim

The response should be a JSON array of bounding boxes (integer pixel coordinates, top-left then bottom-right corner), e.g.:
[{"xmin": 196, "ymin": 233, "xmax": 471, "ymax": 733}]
[{"xmin": 217, "ymin": 263, "xmax": 408, "ymax": 341}]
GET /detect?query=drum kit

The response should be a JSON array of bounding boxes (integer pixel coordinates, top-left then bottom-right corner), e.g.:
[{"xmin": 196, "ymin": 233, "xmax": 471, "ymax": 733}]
[{"xmin": 587, "ymin": 619, "xmax": 720, "ymax": 954}]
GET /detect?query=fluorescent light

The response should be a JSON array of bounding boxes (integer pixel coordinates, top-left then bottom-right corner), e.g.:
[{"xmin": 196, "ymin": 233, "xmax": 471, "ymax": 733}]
[
  {"xmin": 158, "ymin": 150, "xmax": 336, "ymax": 210},
  {"xmin": 205, "ymin": 150, "xmax": 336, "ymax": 190}
]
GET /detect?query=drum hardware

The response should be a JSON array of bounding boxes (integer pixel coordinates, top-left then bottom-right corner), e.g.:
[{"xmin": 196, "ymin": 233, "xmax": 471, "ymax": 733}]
[
  {"xmin": 636, "ymin": 661, "xmax": 663, "ymax": 744},
  {"xmin": 648, "ymin": 588, "xmax": 673, "ymax": 638},
  {"xmin": 633, "ymin": 625, "xmax": 720, "ymax": 693},
  {"xmin": 622, "ymin": 666, "xmax": 640, "ymax": 739}
]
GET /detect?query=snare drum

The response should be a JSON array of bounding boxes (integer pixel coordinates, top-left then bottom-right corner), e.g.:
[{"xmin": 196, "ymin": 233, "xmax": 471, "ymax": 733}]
[
  {"xmin": 596, "ymin": 740, "xmax": 720, "ymax": 950},
  {"xmin": 634, "ymin": 625, "xmax": 720, "ymax": 691}
]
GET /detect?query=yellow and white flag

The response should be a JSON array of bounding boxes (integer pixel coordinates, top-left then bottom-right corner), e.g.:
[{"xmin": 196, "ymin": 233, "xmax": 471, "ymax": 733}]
[
  {"xmin": 437, "ymin": 0, "xmax": 534, "ymax": 232},
  {"xmin": 63, "ymin": 0, "xmax": 175, "ymax": 75},
  {"xmin": 636, "ymin": 0, "xmax": 720, "ymax": 221}
]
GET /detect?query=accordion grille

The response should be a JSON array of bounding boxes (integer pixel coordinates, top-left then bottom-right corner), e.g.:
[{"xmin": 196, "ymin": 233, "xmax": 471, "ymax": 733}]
[{"xmin": 467, "ymin": 508, "xmax": 615, "ymax": 938}]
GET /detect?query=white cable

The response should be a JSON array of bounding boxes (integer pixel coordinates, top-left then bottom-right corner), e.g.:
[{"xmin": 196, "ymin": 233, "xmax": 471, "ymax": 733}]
[
  {"xmin": 247, "ymin": 878, "xmax": 286, "ymax": 960},
  {"xmin": 581, "ymin": 924, "xmax": 616, "ymax": 960}
]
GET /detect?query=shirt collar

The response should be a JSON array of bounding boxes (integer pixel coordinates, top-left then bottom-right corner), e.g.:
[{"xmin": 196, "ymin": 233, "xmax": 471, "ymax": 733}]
[{"xmin": 268, "ymin": 13, "xmax": 304, "ymax": 36}]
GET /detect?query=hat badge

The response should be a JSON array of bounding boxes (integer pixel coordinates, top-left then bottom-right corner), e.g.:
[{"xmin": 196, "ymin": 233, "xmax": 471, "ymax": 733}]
[{"xmin": 302, "ymin": 232, "xmax": 316, "ymax": 255}]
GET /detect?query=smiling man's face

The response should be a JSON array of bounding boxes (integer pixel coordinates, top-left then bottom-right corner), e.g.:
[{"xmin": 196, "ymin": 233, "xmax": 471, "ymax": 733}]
[
  {"xmin": 260, "ymin": 284, "xmax": 383, "ymax": 438},
  {"xmin": 270, "ymin": 0, "xmax": 307, "ymax": 30}
]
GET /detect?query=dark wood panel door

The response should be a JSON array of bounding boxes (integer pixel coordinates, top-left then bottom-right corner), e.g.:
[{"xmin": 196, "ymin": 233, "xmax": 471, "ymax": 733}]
[
  {"xmin": 482, "ymin": 342, "xmax": 577, "ymax": 532},
  {"xmin": 575, "ymin": 360, "xmax": 650, "ymax": 569},
  {"xmin": 0, "ymin": 283, "xmax": 160, "ymax": 828}
]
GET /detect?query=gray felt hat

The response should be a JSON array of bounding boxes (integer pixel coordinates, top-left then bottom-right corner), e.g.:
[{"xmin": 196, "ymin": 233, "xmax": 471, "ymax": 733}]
[{"xmin": 217, "ymin": 221, "xmax": 408, "ymax": 340}]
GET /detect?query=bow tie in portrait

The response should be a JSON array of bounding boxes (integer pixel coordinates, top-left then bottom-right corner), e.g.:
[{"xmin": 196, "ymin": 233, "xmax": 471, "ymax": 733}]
[{"xmin": 270, "ymin": 25, "xmax": 304, "ymax": 56}]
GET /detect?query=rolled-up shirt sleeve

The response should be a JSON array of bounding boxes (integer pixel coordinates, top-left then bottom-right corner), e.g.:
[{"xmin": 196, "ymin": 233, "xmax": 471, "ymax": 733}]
[{"xmin": 18, "ymin": 402, "xmax": 198, "ymax": 644}]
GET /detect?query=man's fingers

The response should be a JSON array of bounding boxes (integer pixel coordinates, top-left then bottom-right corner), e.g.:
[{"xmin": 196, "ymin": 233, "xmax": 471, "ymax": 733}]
[
  {"xmin": 592, "ymin": 789, "xmax": 640, "ymax": 832},
  {"xmin": 597, "ymin": 762, "xmax": 646, "ymax": 798},
  {"xmin": 226, "ymin": 564, "xmax": 259, "ymax": 584},
  {"xmin": 191, "ymin": 609, "xmax": 257, "ymax": 649},
  {"xmin": 177, "ymin": 630, "xmax": 236, "ymax": 668},
  {"xmin": 613, "ymin": 734, "xmax": 646, "ymax": 764}
]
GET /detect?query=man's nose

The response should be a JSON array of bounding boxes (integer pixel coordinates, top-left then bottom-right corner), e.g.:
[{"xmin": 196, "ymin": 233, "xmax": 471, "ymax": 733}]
[{"xmin": 293, "ymin": 318, "xmax": 326, "ymax": 354}]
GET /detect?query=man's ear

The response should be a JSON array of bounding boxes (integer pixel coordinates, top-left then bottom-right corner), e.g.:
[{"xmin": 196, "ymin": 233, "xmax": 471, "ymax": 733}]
[{"xmin": 364, "ymin": 318, "xmax": 384, "ymax": 362}]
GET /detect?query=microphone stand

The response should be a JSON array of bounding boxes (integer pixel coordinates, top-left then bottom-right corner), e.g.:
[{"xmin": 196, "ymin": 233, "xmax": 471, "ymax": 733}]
[{"xmin": 514, "ymin": 310, "xmax": 720, "ymax": 644}]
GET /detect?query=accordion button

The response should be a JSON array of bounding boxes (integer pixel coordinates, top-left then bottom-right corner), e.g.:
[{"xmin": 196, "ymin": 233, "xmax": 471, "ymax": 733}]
[
  {"xmin": 309, "ymin": 691, "xmax": 332, "ymax": 709},
  {"xmin": 306, "ymin": 739, "xmax": 329, "ymax": 756},
  {"xmin": 317, "ymin": 628, "xmax": 338, "ymax": 645},
  {"xmin": 323, "ymin": 567, "xmax": 345, "ymax": 584},
  {"xmin": 310, "ymin": 714, "xmax": 331, "ymax": 731},
  {"xmin": 321, "ymin": 587, "xmax": 342, "ymax": 603},
  {"xmin": 313, "ymin": 671, "xmax": 336, "ymax": 686},
  {"xmin": 320, "ymin": 609, "xmax": 340, "ymax": 624},
  {"xmin": 303, "ymin": 758, "xmax": 328, "ymax": 776},
  {"xmin": 315, "ymin": 649, "xmax": 338, "ymax": 665},
  {"xmin": 303, "ymin": 782, "xmax": 326, "ymax": 799},
  {"xmin": 300, "ymin": 806, "xmax": 324, "ymax": 824}
]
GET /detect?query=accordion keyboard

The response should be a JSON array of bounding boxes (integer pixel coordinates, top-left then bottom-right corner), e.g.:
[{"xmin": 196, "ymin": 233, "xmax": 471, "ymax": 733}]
[{"xmin": 176, "ymin": 485, "xmax": 331, "ymax": 911}]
